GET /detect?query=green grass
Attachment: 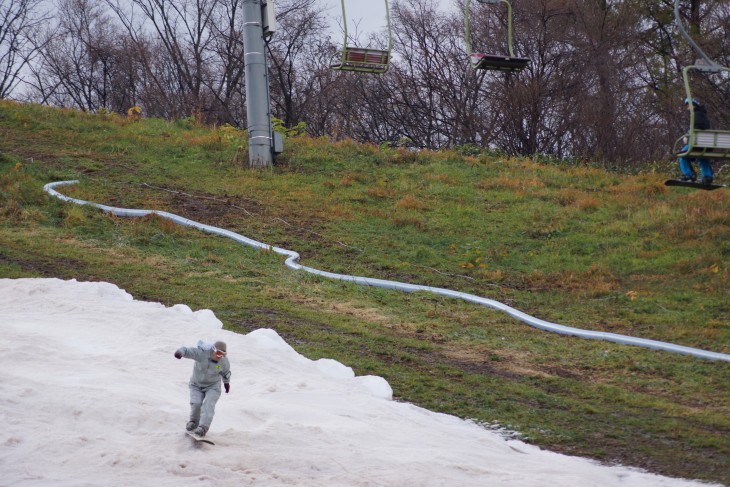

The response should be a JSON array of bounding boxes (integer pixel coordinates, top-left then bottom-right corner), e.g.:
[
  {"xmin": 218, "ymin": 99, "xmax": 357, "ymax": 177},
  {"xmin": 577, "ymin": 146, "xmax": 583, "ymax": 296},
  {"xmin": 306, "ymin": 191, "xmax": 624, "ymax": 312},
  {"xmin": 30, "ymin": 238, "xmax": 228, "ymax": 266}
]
[{"xmin": 1, "ymin": 100, "xmax": 729, "ymax": 484}]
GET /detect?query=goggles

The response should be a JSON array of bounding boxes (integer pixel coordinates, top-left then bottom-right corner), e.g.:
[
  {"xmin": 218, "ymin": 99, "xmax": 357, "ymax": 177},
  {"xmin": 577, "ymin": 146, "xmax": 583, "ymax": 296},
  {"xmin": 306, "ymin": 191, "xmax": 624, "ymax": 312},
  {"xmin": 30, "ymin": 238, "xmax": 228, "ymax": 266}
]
[{"xmin": 213, "ymin": 348, "xmax": 227, "ymax": 357}]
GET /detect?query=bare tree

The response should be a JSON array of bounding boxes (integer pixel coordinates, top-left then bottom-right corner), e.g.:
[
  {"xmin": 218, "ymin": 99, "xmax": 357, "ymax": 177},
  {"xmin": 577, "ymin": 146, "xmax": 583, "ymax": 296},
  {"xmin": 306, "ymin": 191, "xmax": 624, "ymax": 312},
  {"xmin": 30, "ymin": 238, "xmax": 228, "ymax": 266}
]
[
  {"xmin": 383, "ymin": 0, "xmax": 492, "ymax": 149},
  {"xmin": 106, "ymin": 0, "xmax": 221, "ymax": 120},
  {"xmin": 466, "ymin": 0, "xmax": 578, "ymax": 156},
  {"xmin": 266, "ymin": 0, "xmax": 328, "ymax": 128},
  {"xmin": 563, "ymin": 0, "xmax": 644, "ymax": 162},
  {"xmin": 9, "ymin": 0, "xmax": 729, "ymax": 167},
  {"xmin": 0, "ymin": 0, "xmax": 48, "ymax": 98},
  {"xmin": 26, "ymin": 0, "xmax": 131, "ymax": 111},
  {"xmin": 204, "ymin": 0, "xmax": 248, "ymax": 125},
  {"xmin": 288, "ymin": 40, "xmax": 345, "ymax": 137},
  {"xmin": 133, "ymin": 36, "xmax": 194, "ymax": 118}
]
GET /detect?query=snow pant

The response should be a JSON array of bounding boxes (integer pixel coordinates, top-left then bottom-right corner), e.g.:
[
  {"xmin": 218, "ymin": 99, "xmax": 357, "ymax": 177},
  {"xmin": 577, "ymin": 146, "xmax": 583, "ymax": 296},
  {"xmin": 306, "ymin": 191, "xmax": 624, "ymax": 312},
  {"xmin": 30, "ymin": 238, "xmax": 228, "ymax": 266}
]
[
  {"xmin": 189, "ymin": 382, "xmax": 221, "ymax": 429},
  {"xmin": 679, "ymin": 145, "xmax": 713, "ymax": 179}
]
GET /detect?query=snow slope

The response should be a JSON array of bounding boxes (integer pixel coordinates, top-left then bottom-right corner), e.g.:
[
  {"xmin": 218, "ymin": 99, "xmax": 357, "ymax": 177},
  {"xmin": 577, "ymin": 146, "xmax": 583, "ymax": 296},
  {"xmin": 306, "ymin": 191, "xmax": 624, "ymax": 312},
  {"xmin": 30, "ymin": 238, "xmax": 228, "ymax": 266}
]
[{"xmin": 0, "ymin": 278, "xmax": 720, "ymax": 486}]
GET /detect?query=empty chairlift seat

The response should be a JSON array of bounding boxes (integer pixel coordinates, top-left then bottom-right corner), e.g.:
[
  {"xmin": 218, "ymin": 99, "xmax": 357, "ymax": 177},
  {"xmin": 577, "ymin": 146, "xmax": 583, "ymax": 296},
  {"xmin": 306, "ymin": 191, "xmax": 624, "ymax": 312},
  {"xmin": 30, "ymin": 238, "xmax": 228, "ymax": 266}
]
[
  {"xmin": 465, "ymin": 0, "xmax": 530, "ymax": 73},
  {"xmin": 331, "ymin": 47, "xmax": 390, "ymax": 74},
  {"xmin": 330, "ymin": 0, "xmax": 392, "ymax": 74},
  {"xmin": 469, "ymin": 53, "xmax": 530, "ymax": 71}
]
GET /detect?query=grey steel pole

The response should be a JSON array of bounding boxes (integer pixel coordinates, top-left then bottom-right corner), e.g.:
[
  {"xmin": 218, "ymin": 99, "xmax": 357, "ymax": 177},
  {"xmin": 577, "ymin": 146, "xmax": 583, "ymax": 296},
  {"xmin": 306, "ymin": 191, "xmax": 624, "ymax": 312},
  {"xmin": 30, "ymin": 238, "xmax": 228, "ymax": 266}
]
[{"xmin": 243, "ymin": 0, "xmax": 273, "ymax": 168}]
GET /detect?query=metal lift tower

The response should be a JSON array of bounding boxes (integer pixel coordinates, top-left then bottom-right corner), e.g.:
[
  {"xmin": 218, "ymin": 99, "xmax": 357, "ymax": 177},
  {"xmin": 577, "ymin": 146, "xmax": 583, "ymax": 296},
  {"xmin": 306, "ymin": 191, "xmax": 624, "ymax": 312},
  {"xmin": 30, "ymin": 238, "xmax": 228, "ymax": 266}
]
[{"xmin": 242, "ymin": 0, "xmax": 282, "ymax": 168}]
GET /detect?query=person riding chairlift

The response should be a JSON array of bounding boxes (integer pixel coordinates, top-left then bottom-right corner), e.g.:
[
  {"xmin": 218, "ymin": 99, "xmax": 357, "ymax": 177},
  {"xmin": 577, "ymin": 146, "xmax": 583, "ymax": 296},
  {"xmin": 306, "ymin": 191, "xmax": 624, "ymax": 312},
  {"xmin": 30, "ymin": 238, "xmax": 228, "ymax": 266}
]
[{"xmin": 678, "ymin": 98, "xmax": 714, "ymax": 185}]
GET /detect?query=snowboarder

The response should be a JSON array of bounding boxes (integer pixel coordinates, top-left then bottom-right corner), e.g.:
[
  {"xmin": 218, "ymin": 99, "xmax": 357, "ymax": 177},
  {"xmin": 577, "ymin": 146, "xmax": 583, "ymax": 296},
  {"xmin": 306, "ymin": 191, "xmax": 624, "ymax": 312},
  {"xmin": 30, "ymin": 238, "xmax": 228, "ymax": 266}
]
[
  {"xmin": 175, "ymin": 340, "xmax": 231, "ymax": 438},
  {"xmin": 677, "ymin": 98, "xmax": 714, "ymax": 185}
]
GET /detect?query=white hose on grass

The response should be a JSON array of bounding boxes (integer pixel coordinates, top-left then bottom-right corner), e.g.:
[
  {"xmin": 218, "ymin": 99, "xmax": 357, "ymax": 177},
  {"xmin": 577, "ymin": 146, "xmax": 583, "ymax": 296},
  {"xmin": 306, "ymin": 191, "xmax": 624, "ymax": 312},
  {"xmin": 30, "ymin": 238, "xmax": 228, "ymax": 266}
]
[{"xmin": 44, "ymin": 180, "xmax": 730, "ymax": 363}]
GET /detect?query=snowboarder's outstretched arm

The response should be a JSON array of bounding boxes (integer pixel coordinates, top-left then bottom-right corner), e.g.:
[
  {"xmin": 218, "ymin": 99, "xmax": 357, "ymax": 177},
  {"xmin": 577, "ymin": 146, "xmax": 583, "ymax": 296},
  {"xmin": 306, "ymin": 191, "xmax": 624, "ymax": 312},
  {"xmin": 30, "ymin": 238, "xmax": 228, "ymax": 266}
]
[{"xmin": 174, "ymin": 346, "xmax": 206, "ymax": 361}]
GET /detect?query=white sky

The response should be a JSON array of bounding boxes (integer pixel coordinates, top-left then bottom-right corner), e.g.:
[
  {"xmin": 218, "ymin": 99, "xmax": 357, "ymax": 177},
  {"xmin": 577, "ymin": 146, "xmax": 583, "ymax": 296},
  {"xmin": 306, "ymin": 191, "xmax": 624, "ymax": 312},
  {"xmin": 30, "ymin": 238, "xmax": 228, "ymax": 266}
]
[
  {"xmin": 0, "ymin": 277, "xmax": 721, "ymax": 486},
  {"xmin": 321, "ymin": 0, "xmax": 456, "ymax": 38}
]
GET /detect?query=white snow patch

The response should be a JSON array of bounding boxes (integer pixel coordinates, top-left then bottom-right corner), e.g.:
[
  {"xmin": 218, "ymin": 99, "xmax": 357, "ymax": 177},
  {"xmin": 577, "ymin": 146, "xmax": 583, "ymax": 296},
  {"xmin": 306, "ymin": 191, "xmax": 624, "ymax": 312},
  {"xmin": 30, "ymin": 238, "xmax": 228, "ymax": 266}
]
[{"xmin": 0, "ymin": 278, "xmax": 720, "ymax": 487}]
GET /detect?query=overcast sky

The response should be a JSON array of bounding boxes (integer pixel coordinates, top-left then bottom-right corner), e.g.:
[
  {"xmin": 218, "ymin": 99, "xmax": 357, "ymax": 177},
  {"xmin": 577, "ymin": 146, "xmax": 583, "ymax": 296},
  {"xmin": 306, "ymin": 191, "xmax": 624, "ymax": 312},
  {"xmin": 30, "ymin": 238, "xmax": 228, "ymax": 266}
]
[{"xmin": 320, "ymin": 0, "xmax": 457, "ymax": 38}]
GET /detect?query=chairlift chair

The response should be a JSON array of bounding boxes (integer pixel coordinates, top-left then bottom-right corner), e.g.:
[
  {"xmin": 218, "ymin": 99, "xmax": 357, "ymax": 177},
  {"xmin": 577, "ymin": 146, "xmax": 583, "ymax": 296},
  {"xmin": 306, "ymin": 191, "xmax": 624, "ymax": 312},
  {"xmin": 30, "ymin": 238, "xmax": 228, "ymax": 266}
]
[
  {"xmin": 672, "ymin": 0, "xmax": 730, "ymax": 159},
  {"xmin": 465, "ymin": 0, "xmax": 530, "ymax": 72},
  {"xmin": 330, "ymin": 0, "xmax": 392, "ymax": 74}
]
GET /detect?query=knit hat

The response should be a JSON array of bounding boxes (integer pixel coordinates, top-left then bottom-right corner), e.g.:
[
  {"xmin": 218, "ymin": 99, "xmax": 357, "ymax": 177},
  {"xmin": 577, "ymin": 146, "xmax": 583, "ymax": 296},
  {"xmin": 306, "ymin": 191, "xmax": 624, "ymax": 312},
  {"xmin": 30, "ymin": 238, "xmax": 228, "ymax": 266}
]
[{"xmin": 214, "ymin": 341, "xmax": 227, "ymax": 353}]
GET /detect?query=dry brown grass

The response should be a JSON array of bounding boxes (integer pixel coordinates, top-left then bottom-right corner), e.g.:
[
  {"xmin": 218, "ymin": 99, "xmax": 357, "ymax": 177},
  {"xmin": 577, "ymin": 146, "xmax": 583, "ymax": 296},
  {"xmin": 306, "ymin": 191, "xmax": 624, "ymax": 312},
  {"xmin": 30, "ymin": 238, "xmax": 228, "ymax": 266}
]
[
  {"xmin": 385, "ymin": 147, "xmax": 421, "ymax": 165},
  {"xmin": 521, "ymin": 265, "xmax": 620, "ymax": 297},
  {"xmin": 392, "ymin": 215, "xmax": 424, "ymax": 228},
  {"xmin": 365, "ymin": 186, "xmax": 395, "ymax": 199},
  {"xmin": 395, "ymin": 195, "xmax": 427, "ymax": 210},
  {"xmin": 556, "ymin": 188, "xmax": 601, "ymax": 211},
  {"xmin": 476, "ymin": 175, "xmax": 546, "ymax": 193},
  {"xmin": 271, "ymin": 290, "xmax": 415, "ymax": 330},
  {"xmin": 183, "ymin": 132, "xmax": 224, "ymax": 149},
  {"xmin": 425, "ymin": 173, "xmax": 457, "ymax": 185}
]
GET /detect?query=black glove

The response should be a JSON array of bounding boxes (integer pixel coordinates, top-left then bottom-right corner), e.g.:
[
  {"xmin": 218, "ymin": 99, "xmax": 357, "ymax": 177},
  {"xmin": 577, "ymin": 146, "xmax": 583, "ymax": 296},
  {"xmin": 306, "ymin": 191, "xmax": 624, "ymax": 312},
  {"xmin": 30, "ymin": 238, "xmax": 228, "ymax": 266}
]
[
  {"xmin": 174, "ymin": 351, "xmax": 182, "ymax": 359},
  {"xmin": 224, "ymin": 383, "xmax": 230, "ymax": 393}
]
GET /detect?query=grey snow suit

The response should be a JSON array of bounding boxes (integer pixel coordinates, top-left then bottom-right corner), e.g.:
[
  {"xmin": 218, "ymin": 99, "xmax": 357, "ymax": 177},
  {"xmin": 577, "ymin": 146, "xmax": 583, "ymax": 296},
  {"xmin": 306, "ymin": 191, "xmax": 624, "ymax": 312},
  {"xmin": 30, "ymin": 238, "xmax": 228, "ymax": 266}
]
[{"xmin": 176, "ymin": 343, "xmax": 231, "ymax": 430}]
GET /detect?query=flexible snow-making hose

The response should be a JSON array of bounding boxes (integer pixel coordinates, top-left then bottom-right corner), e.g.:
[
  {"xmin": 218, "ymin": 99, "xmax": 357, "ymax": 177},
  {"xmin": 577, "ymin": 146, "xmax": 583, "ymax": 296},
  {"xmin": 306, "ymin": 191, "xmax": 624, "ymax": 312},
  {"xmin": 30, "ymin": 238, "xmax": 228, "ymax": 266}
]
[{"xmin": 44, "ymin": 180, "xmax": 730, "ymax": 363}]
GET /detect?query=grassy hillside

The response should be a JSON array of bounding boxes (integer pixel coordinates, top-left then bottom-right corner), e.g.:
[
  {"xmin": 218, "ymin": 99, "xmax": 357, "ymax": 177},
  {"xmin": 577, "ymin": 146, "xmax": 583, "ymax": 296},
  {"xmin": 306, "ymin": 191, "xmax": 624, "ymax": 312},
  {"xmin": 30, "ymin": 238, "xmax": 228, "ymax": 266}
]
[{"xmin": 1, "ymin": 100, "xmax": 728, "ymax": 484}]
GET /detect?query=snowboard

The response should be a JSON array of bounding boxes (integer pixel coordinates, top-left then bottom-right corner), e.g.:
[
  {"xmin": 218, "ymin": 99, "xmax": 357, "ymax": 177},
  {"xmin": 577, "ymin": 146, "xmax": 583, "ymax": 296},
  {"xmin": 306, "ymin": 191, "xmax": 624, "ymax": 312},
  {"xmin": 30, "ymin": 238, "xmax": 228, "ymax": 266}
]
[
  {"xmin": 186, "ymin": 431, "xmax": 215, "ymax": 445},
  {"xmin": 665, "ymin": 179, "xmax": 726, "ymax": 191}
]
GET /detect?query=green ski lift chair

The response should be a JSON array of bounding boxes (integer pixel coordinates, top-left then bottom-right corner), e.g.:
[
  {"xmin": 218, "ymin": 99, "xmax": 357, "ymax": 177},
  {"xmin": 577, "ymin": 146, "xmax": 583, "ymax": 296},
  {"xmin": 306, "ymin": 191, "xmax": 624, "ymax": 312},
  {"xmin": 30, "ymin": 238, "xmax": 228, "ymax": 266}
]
[
  {"xmin": 672, "ymin": 0, "xmax": 730, "ymax": 159},
  {"xmin": 330, "ymin": 0, "xmax": 392, "ymax": 74},
  {"xmin": 465, "ymin": 0, "xmax": 529, "ymax": 72}
]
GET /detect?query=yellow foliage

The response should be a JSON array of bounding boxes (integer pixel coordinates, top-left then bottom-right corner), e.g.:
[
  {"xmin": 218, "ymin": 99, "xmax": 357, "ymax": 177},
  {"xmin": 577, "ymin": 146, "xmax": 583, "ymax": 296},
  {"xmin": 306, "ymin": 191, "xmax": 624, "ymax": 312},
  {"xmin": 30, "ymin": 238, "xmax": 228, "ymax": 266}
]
[{"xmin": 127, "ymin": 106, "xmax": 142, "ymax": 121}]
